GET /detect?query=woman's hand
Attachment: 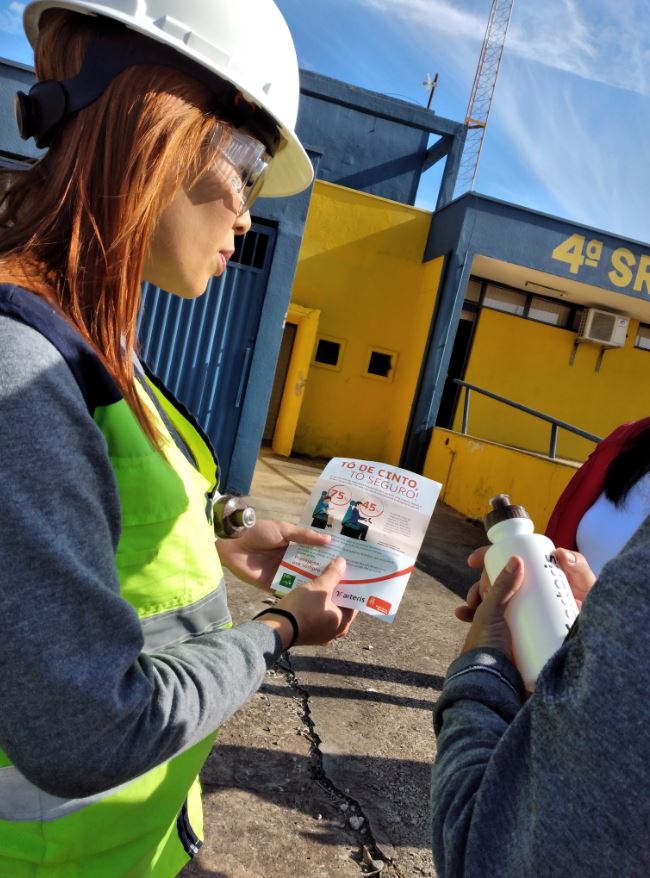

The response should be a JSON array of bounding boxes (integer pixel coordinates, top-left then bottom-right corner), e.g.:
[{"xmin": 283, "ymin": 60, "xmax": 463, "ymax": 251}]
[
  {"xmin": 256, "ymin": 557, "xmax": 357, "ymax": 647},
  {"xmin": 216, "ymin": 519, "xmax": 332, "ymax": 591},
  {"xmin": 552, "ymin": 548, "xmax": 596, "ymax": 608},
  {"xmin": 460, "ymin": 556, "xmax": 524, "ymax": 659},
  {"xmin": 455, "ymin": 545, "xmax": 492, "ymax": 623},
  {"xmin": 459, "ymin": 545, "xmax": 596, "ymax": 620},
  {"xmin": 455, "ymin": 545, "xmax": 597, "ymax": 659}
]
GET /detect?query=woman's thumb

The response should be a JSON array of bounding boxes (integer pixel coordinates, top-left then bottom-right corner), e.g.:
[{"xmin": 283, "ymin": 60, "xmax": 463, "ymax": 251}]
[
  {"xmin": 488, "ymin": 556, "xmax": 524, "ymax": 606},
  {"xmin": 553, "ymin": 548, "xmax": 596, "ymax": 600},
  {"xmin": 317, "ymin": 556, "xmax": 346, "ymax": 591}
]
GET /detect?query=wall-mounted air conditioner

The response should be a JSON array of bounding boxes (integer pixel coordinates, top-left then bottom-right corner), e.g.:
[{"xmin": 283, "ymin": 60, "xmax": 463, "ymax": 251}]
[{"xmin": 577, "ymin": 308, "xmax": 629, "ymax": 348}]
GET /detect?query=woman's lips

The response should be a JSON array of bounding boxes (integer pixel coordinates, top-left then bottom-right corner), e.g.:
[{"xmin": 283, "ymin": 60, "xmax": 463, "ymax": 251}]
[
  {"xmin": 217, "ymin": 249, "xmax": 234, "ymax": 273},
  {"xmin": 212, "ymin": 249, "xmax": 235, "ymax": 277}
]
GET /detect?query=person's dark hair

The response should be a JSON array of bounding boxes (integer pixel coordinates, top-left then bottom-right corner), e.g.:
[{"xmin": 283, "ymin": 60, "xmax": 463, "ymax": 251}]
[{"xmin": 604, "ymin": 425, "xmax": 650, "ymax": 506}]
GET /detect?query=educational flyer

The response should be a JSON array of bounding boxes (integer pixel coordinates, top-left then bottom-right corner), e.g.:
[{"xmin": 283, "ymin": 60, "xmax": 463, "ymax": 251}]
[{"xmin": 271, "ymin": 458, "xmax": 442, "ymax": 623}]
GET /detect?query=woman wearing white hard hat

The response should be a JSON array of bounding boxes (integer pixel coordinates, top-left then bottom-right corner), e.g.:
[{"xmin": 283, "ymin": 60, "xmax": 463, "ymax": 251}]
[{"xmin": 0, "ymin": 1, "xmax": 355, "ymax": 875}]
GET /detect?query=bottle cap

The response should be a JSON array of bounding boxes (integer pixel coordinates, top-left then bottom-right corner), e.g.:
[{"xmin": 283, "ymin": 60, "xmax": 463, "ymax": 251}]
[{"xmin": 484, "ymin": 493, "xmax": 531, "ymax": 533}]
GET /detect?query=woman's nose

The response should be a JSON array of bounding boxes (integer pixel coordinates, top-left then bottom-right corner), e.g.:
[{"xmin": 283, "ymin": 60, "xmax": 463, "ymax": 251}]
[{"xmin": 234, "ymin": 210, "xmax": 252, "ymax": 236}]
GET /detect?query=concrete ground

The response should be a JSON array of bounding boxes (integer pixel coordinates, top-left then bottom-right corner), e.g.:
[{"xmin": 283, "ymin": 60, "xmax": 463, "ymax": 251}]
[{"xmin": 182, "ymin": 450, "xmax": 485, "ymax": 878}]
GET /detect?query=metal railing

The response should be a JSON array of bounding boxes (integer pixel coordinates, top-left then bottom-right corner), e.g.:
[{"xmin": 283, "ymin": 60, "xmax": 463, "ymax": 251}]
[{"xmin": 453, "ymin": 379, "xmax": 602, "ymax": 459}]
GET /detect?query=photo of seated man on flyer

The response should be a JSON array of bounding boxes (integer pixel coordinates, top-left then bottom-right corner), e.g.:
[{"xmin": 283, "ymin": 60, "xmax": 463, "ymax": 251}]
[
  {"xmin": 311, "ymin": 491, "xmax": 333, "ymax": 529},
  {"xmin": 340, "ymin": 500, "xmax": 371, "ymax": 540}
]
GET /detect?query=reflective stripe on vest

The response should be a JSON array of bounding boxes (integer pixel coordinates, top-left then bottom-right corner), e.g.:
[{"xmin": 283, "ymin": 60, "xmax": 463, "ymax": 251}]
[
  {"xmin": 0, "ymin": 764, "xmax": 147, "ymax": 823},
  {"xmin": 141, "ymin": 579, "xmax": 230, "ymax": 649}
]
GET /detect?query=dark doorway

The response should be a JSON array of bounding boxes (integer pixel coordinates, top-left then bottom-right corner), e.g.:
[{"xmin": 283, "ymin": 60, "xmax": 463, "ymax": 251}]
[
  {"xmin": 435, "ymin": 312, "xmax": 476, "ymax": 429},
  {"xmin": 263, "ymin": 321, "xmax": 297, "ymax": 443}
]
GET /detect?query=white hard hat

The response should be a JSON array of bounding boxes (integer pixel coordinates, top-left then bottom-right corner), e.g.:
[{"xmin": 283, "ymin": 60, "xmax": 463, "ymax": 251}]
[{"xmin": 22, "ymin": 0, "xmax": 313, "ymax": 197}]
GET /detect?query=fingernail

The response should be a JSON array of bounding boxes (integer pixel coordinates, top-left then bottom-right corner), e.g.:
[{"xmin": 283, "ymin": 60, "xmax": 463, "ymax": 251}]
[
  {"xmin": 566, "ymin": 552, "xmax": 576, "ymax": 564},
  {"xmin": 506, "ymin": 557, "xmax": 518, "ymax": 574},
  {"xmin": 333, "ymin": 556, "xmax": 346, "ymax": 571}
]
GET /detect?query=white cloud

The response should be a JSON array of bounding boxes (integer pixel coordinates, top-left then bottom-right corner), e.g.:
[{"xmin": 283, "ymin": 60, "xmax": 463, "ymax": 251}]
[
  {"xmin": 357, "ymin": 0, "xmax": 650, "ymax": 98},
  {"xmin": 0, "ymin": 1, "xmax": 25, "ymax": 35},
  {"xmin": 360, "ymin": 0, "xmax": 485, "ymax": 42},
  {"xmin": 483, "ymin": 61, "xmax": 650, "ymax": 242},
  {"xmin": 508, "ymin": 0, "xmax": 650, "ymax": 97}
]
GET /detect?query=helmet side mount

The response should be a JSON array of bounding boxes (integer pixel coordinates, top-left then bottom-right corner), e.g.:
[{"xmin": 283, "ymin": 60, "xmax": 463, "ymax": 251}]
[{"xmin": 15, "ymin": 81, "xmax": 68, "ymax": 145}]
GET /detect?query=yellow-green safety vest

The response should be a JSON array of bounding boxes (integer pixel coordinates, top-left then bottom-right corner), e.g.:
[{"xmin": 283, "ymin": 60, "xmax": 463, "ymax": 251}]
[{"xmin": 0, "ymin": 284, "xmax": 230, "ymax": 877}]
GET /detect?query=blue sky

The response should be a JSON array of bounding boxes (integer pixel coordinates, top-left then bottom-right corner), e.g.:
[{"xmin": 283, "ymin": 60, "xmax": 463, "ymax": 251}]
[{"xmin": 2, "ymin": 1, "xmax": 649, "ymax": 243}]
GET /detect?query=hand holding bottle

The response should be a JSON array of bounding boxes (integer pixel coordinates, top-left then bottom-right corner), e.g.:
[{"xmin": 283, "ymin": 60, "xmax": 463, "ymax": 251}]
[
  {"xmin": 458, "ymin": 548, "xmax": 596, "ymax": 669},
  {"xmin": 552, "ymin": 548, "xmax": 596, "ymax": 608},
  {"xmin": 460, "ymin": 544, "xmax": 595, "ymax": 619},
  {"xmin": 460, "ymin": 556, "xmax": 524, "ymax": 659},
  {"xmin": 457, "ymin": 495, "xmax": 581, "ymax": 690}
]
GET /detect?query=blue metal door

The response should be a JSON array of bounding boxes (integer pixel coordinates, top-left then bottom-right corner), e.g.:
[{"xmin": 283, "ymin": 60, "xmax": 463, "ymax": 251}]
[{"xmin": 138, "ymin": 220, "xmax": 277, "ymax": 488}]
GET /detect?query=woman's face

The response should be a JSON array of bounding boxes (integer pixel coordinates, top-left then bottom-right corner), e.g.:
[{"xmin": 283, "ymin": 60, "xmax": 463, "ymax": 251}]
[{"xmin": 142, "ymin": 164, "xmax": 252, "ymax": 298}]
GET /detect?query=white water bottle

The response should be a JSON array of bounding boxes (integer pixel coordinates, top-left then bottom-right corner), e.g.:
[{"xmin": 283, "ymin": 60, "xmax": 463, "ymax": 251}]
[{"xmin": 483, "ymin": 494, "xmax": 579, "ymax": 690}]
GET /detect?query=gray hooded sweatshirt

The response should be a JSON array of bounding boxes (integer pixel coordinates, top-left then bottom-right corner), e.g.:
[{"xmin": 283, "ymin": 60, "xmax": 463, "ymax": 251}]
[{"xmin": 432, "ymin": 515, "xmax": 650, "ymax": 877}]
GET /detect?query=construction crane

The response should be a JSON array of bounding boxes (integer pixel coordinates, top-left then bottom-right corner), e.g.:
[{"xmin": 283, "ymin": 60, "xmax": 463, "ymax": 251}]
[{"xmin": 454, "ymin": 0, "xmax": 515, "ymax": 198}]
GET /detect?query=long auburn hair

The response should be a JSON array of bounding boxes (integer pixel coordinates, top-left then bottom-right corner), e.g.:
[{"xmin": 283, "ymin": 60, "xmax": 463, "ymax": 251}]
[{"xmin": 0, "ymin": 10, "xmax": 222, "ymax": 443}]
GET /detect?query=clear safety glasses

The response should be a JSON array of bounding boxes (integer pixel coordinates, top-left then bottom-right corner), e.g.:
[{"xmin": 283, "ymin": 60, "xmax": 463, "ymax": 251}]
[{"xmin": 210, "ymin": 126, "xmax": 269, "ymax": 216}]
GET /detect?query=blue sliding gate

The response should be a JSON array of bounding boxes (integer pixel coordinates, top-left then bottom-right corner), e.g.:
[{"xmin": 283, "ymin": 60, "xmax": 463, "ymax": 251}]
[{"xmin": 139, "ymin": 220, "xmax": 277, "ymax": 489}]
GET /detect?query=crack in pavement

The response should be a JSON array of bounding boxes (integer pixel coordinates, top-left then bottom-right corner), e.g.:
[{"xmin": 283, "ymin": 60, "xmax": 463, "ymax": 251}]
[{"xmin": 278, "ymin": 652, "xmax": 406, "ymax": 878}]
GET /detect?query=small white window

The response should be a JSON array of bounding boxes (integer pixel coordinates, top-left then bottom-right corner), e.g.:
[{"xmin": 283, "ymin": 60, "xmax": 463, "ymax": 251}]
[
  {"xmin": 368, "ymin": 351, "xmax": 392, "ymax": 377},
  {"xmin": 635, "ymin": 324, "xmax": 650, "ymax": 351},
  {"xmin": 528, "ymin": 296, "xmax": 571, "ymax": 327},
  {"xmin": 465, "ymin": 278, "xmax": 482, "ymax": 303},
  {"xmin": 315, "ymin": 339, "xmax": 340, "ymax": 366},
  {"xmin": 483, "ymin": 284, "xmax": 526, "ymax": 316},
  {"xmin": 313, "ymin": 335, "xmax": 346, "ymax": 371},
  {"xmin": 363, "ymin": 347, "xmax": 397, "ymax": 382}
]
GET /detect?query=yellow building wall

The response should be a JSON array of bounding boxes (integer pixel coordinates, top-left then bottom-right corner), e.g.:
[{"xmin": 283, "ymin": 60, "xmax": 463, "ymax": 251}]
[
  {"xmin": 425, "ymin": 429, "xmax": 579, "ymax": 532},
  {"xmin": 291, "ymin": 180, "xmax": 442, "ymax": 464},
  {"xmin": 454, "ymin": 308, "xmax": 650, "ymax": 462}
]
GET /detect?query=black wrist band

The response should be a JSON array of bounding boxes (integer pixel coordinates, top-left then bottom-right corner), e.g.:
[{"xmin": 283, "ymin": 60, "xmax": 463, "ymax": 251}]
[{"xmin": 253, "ymin": 608, "xmax": 299, "ymax": 649}]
